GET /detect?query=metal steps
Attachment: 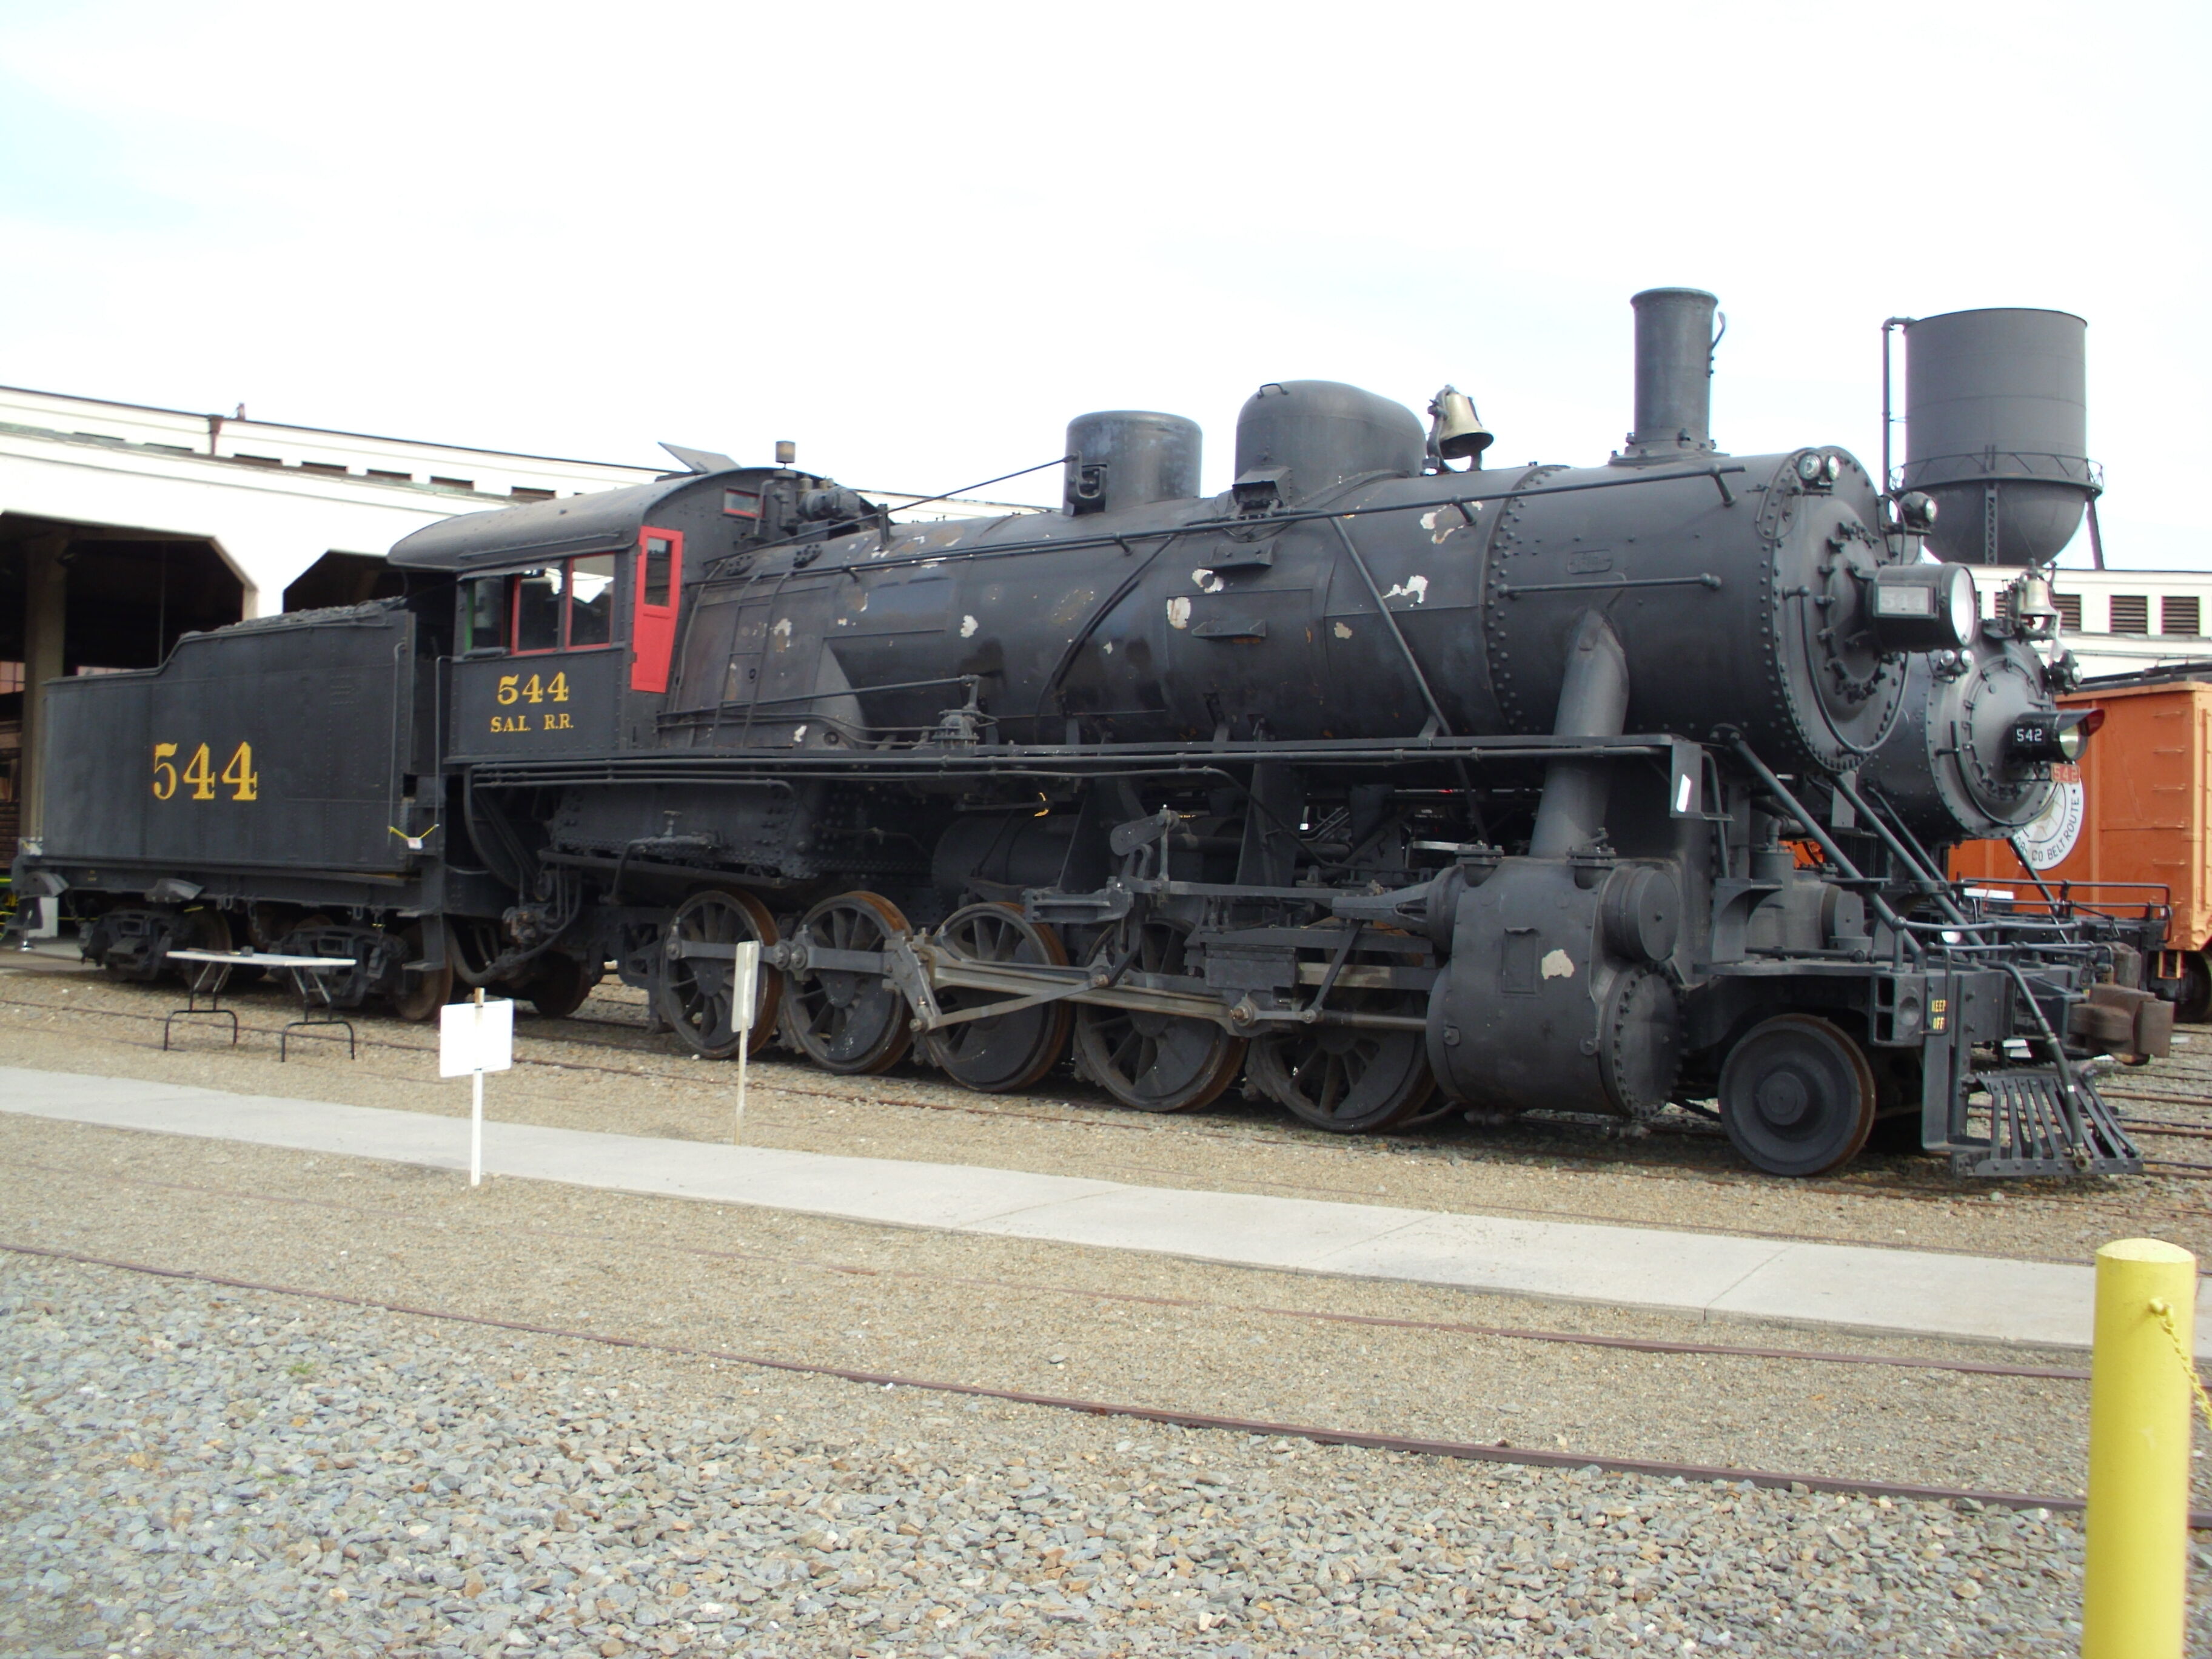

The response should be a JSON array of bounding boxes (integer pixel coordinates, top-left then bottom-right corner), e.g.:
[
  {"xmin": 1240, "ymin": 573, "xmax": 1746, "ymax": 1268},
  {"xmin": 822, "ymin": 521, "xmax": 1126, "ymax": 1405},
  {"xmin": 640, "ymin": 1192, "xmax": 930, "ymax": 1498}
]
[{"xmin": 1949, "ymin": 1068, "xmax": 2141, "ymax": 1178}]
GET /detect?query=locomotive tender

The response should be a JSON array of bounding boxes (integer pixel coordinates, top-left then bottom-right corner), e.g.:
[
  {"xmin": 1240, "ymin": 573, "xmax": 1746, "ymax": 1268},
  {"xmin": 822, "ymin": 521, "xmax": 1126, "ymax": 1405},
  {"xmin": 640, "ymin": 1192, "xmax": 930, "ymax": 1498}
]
[{"xmin": 12, "ymin": 290, "xmax": 2162, "ymax": 1179}]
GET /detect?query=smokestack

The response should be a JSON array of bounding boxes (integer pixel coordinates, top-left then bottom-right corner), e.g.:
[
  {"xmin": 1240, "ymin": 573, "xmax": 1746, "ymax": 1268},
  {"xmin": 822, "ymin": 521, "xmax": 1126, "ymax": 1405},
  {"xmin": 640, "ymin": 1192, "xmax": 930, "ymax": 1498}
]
[{"xmin": 1620, "ymin": 287, "xmax": 1721, "ymax": 463}]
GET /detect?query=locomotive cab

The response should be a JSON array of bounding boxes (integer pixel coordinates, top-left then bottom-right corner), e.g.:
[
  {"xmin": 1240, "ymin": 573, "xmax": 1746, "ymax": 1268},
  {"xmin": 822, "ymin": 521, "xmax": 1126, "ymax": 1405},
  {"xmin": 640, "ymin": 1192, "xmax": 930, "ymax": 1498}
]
[{"xmin": 387, "ymin": 461, "xmax": 850, "ymax": 762}]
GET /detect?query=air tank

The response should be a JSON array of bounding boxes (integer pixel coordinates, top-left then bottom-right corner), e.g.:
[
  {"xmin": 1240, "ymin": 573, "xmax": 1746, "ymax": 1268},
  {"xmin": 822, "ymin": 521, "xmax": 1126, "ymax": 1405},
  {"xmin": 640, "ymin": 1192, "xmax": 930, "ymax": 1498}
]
[
  {"xmin": 1902, "ymin": 308, "xmax": 2097, "ymax": 565},
  {"xmin": 1064, "ymin": 411, "xmax": 1202, "ymax": 517}
]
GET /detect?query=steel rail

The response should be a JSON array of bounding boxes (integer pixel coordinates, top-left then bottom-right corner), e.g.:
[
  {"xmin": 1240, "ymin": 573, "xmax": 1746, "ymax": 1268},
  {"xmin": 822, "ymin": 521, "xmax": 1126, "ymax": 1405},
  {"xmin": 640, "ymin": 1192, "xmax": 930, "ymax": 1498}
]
[{"xmin": 9, "ymin": 1240, "xmax": 2180, "ymax": 1527}]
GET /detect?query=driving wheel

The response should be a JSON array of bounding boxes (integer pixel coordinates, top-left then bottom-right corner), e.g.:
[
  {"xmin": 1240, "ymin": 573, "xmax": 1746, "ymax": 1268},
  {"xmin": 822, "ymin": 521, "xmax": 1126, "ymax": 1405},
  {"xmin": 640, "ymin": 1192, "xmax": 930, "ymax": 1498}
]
[
  {"xmin": 1248, "ymin": 986, "xmax": 1434, "ymax": 1134},
  {"xmin": 781, "ymin": 891, "xmax": 913, "ymax": 1075},
  {"xmin": 923, "ymin": 902, "xmax": 1072, "ymax": 1093},
  {"xmin": 1071, "ymin": 918, "xmax": 1245, "ymax": 1113},
  {"xmin": 1718, "ymin": 1013, "xmax": 1876, "ymax": 1177},
  {"xmin": 657, "ymin": 889, "xmax": 781, "ymax": 1059}
]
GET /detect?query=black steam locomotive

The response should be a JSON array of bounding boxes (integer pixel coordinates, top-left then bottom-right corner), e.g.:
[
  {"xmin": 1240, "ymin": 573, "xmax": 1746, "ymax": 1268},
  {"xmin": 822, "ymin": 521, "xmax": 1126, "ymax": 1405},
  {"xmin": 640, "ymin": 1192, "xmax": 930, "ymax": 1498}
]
[{"xmin": 11, "ymin": 290, "xmax": 2165, "ymax": 1179}]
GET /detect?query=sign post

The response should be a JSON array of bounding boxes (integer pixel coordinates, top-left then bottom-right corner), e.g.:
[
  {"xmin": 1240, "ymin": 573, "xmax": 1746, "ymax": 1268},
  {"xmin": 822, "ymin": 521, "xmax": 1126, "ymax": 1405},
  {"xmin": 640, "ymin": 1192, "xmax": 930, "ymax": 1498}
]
[
  {"xmin": 438, "ymin": 987, "xmax": 514, "ymax": 1187},
  {"xmin": 729, "ymin": 941, "xmax": 759, "ymax": 1145}
]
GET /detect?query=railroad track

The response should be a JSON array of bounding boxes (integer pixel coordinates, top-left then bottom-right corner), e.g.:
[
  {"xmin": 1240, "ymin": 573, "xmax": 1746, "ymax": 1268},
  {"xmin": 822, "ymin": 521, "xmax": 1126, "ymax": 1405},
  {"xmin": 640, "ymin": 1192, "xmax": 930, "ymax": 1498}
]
[
  {"xmin": 11, "ymin": 998, "xmax": 2212, "ymax": 1535},
  {"xmin": 0, "ymin": 1151, "xmax": 2098, "ymax": 1384},
  {"xmin": 8, "ymin": 1234, "xmax": 2205, "ymax": 1530}
]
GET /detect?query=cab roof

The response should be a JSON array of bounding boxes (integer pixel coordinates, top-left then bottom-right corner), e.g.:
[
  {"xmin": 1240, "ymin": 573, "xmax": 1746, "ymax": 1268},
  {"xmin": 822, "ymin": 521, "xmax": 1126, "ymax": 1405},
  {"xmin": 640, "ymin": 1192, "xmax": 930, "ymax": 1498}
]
[{"xmin": 386, "ymin": 474, "xmax": 707, "ymax": 572}]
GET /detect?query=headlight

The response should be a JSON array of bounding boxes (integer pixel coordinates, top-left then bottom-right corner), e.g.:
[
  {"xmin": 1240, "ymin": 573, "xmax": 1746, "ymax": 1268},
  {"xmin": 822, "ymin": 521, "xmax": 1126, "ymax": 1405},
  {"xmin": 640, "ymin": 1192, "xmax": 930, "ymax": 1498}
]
[
  {"xmin": 1944, "ymin": 565, "xmax": 1979, "ymax": 646},
  {"xmin": 2008, "ymin": 707, "xmax": 2104, "ymax": 767},
  {"xmin": 2058, "ymin": 706, "xmax": 2105, "ymax": 761},
  {"xmin": 1869, "ymin": 563, "xmax": 1977, "ymax": 651}
]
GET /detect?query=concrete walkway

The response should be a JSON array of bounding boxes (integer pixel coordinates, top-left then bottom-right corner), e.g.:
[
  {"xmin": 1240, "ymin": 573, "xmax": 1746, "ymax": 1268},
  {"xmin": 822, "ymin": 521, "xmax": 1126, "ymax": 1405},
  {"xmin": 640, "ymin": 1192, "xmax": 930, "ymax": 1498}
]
[{"xmin": 2, "ymin": 1065, "xmax": 2196, "ymax": 1355}]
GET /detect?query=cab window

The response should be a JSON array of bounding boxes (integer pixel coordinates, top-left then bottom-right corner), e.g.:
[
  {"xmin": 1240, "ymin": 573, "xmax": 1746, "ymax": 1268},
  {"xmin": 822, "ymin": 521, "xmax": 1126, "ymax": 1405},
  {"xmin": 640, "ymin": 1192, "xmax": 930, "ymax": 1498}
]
[
  {"xmin": 568, "ymin": 555, "xmax": 617, "ymax": 646},
  {"xmin": 461, "ymin": 576, "xmax": 506, "ymax": 652},
  {"xmin": 514, "ymin": 568, "xmax": 565, "ymax": 651},
  {"xmin": 466, "ymin": 555, "xmax": 625, "ymax": 654}
]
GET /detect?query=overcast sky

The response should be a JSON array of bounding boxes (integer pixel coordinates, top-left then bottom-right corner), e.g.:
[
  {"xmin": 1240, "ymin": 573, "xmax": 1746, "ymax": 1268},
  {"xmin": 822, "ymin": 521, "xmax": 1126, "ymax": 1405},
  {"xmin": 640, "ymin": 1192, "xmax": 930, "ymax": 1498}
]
[{"xmin": 2, "ymin": 1, "xmax": 2204, "ymax": 566}]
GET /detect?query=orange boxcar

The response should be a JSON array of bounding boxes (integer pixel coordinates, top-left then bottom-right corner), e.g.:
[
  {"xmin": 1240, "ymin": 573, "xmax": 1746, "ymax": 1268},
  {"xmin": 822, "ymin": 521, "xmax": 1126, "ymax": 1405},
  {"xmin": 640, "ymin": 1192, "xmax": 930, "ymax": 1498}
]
[{"xmin": 1951, "ymin": 675, "xmax": 2212, "ymax": 1017}]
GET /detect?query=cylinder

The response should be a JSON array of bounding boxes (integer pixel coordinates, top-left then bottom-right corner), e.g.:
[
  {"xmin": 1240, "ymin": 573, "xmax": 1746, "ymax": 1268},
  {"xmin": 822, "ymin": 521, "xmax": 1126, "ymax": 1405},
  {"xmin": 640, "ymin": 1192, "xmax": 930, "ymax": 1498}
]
[
  {"xmin": 1063, "ymin": 412, "xmax": 1202, "ymax": 517},
  {"xmin": 1902, "ymin": 307, "xmax": 2094, "ymax": 565},
  {"xmin": 1624, "ymin": 288, "xmax": 1719, "ymax": 459},
  {"xmin": 2082, "ymin": 1236, "xmax": 2197, "ymax": 1659}
]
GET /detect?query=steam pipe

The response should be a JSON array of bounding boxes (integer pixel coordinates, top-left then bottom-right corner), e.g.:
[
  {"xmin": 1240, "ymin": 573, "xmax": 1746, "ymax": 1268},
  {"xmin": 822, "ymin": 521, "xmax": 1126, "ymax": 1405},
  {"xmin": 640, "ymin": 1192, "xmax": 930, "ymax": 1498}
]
[{"xmin": 1529, "ymin": 612, "xmax": 1630, "ymax": 857}]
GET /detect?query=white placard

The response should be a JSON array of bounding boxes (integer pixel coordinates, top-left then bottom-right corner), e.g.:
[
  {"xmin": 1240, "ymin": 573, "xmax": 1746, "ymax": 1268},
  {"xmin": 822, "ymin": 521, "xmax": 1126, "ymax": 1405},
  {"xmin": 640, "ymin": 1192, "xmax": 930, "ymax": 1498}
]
[
  {"xmin": 730, "ymin": 940, "xmax": 760, "ymax": 1033},
  {"xmin": 440, "ymin": 997, "xmax": 515, "ymax": 1077}
]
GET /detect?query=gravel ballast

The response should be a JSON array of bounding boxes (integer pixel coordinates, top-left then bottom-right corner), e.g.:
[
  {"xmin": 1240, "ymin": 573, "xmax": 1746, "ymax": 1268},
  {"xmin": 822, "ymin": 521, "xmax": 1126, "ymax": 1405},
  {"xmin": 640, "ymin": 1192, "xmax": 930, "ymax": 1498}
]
[{"xmin": 10, "ymin": 1253, "xmax": 2202, "ymax": 1659}]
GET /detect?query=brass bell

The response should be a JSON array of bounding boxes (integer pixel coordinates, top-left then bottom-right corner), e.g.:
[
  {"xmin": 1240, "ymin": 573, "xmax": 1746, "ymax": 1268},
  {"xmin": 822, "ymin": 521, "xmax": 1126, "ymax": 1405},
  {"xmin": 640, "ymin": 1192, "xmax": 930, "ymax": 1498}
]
[{"xmin": 1428, "ymin": 385, "xmax": 1494, "ymax": 464}]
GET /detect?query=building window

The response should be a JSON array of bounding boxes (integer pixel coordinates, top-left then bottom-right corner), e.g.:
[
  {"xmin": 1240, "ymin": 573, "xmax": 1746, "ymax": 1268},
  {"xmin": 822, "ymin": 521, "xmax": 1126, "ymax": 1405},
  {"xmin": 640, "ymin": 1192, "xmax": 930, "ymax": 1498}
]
[
  {"xmin": 367, "ymin": 469, "xmax": 412, "ymax": 483},
  {"xmin": 2163, "ymin": 594, "xmax": 2201, "ymax": 636},
  {"xmin": 2054, "ymin": 593, "xmax": 2082, "ymax": 631},
  {"xmin": 510, "ymin": 486, "xmax": 555, "ymax": 502},
  {"xmin": 0, "ymin": 661, "xmax": 22, "ymax": 694},
  {"xmin": 2110, "ymin": 594, "xmax": 2150, "ymax": 635},
  {"xmin": 429, "ymin": 475, "xmax": 476, "ymax": 492}
]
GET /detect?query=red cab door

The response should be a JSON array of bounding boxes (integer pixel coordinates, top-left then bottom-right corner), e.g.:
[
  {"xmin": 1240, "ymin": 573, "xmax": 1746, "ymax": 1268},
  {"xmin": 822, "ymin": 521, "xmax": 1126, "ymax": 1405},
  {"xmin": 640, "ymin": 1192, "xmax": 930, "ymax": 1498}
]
[{"xmin": 631, "ymin": 527, "xmax": 683, "ymax": 693}]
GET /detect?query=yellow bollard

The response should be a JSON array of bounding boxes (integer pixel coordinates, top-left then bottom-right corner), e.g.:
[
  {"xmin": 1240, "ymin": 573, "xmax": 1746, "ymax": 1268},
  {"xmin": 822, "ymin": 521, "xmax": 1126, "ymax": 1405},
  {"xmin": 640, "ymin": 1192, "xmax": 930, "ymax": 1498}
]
[{"xmin": 2082, "ymin": 1237, "xmax": 2198, "ymax": 1659}]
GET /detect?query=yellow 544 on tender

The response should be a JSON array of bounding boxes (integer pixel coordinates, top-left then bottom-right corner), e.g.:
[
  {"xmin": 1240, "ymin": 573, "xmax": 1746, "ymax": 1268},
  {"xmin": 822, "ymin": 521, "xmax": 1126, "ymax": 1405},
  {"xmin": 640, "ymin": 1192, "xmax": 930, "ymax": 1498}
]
[{"xmin": 152, "ymin": 740, "xmax": 259, "ymax": 802}]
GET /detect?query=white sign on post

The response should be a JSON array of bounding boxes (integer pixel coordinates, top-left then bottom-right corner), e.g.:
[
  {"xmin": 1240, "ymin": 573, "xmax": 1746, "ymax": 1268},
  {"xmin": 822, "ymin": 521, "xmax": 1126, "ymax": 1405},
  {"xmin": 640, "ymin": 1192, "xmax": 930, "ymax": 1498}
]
[
  {"xmin": 440, "ymin": 994, "xmax": 514, "ymax": 1187},
  {"xmin": 729, "ymin": 940, "xmax": 759, "ymax": 1145}
]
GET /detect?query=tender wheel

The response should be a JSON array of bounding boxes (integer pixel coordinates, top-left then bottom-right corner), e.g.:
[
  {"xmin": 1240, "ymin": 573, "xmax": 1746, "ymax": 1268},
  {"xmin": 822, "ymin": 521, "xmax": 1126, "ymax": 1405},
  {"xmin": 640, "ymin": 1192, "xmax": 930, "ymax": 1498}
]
[
  {"xmin": 1718, "ymin": 1014, "xmax": 1876, "ymax": 1178},
  {"xmin": 520, "ymin": 950, "xmax": 600, "ymax": 1021},
  {"xmin": 1071, "ymin": 919, "xmax": 1246, "ymax": 1113},
  {"xmin": 781, "ymin": 891, "xmax": 913, "ymax": 1075},
  {"xmin": 923, "ymin": 903, "xmax": 1073, "ymax": 1092},
  {"xmin": 658, "ymin": 890, "xmax": 782, "ymax": 1059},
  {"xmin": 1248, "ymin": 986, "xmax": 1433, "ymax": 1134},
  {"xmin": 388, "ymin": 923, "xmax": 454, "ymax": 1022},
  {"xmin": 2175, "ymin": 951, "xmax": 2211, "ymax": 1024}
]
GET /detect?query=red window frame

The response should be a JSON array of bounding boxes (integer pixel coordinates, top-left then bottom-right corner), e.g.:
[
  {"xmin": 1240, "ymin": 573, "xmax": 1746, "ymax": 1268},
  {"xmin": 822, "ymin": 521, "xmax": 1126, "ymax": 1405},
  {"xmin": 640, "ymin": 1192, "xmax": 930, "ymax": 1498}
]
[
  {"xmin": 630, "ymin": 526, "xmax": 684, "ymax": 692},
  {"xmin": 506, "ymin": 556, "xmax": 622, "ymax": 656}
]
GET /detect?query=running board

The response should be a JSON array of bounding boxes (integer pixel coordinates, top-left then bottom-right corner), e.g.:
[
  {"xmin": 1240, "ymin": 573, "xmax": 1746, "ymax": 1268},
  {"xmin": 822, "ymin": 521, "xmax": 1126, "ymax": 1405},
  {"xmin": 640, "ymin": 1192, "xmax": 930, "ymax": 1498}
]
[{"xmin": 1947, "ymin": 1068, "xmax": 2142, "ymax": 1178}]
